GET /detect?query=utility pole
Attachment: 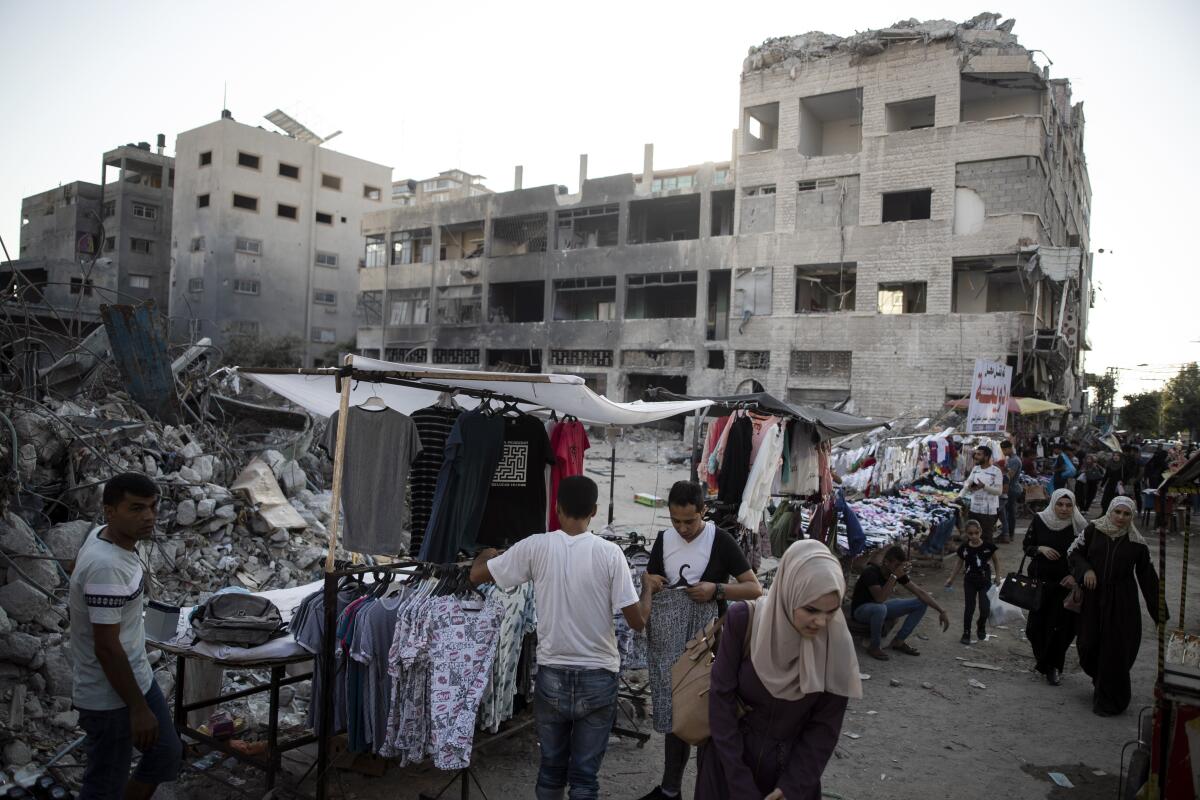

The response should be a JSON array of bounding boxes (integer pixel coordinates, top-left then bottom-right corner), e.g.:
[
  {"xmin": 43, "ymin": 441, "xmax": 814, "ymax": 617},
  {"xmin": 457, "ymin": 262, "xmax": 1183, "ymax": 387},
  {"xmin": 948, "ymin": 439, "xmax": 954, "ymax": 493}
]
[{"xmin": 1104, "ymin": 366, "xmax": 1118, "ymax": 420}]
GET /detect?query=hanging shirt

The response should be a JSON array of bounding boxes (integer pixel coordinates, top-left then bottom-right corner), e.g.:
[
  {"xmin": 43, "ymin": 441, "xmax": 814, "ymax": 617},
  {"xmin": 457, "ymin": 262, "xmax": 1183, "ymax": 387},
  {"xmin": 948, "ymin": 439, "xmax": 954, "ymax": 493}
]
[
  {"xmin": 478, "ymin": 415, "xmax": 555, "ymax": 547},
  {"xmin": 325, "ymin": 407, "xmax": 422, "ymax": 555},
  {"xmin": 419, "ymin": 409, "xmax": 505, "ymax": 563},
  {"xmin": 409, "ymin": 406, "xmax": 462, "ymax": 555},
  {"xmin": 487, "ymin": 530, "xmax": 638, "ymax": 673},
  {"xmin": 547, "ymin": 421, "xmax": 590, "ymax": 530}
]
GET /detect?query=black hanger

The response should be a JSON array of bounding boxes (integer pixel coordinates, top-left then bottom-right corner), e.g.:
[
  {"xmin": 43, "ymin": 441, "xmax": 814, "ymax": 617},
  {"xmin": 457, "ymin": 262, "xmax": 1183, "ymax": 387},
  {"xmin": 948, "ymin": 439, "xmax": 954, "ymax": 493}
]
[{"xmin": 669, "ymin": 563, "xmax": 692, "ymax": 589}]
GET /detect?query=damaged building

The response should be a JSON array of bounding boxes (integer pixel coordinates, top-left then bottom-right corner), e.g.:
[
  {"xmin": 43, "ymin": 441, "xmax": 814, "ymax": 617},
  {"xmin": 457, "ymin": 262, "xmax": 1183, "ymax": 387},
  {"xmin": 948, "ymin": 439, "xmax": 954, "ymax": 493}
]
[{"xmin": 357, "ymin": 12, "xmax": 1091, "ymax": 417}]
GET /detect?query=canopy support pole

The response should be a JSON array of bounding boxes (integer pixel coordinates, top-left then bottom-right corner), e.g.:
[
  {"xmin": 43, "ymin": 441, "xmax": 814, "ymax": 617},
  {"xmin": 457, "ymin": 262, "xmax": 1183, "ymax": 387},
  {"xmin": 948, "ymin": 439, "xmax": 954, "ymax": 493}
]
[
  {"xmin": 689, "ymin": 408, "xmax": 704, "ymax": 484},
  {"xmin": 607, "ymin": 427, "xmax": 617, "ymax": 526},
  {"xmin": 324, "ymin": 356, "xmax": 353, "ymax": 573}
]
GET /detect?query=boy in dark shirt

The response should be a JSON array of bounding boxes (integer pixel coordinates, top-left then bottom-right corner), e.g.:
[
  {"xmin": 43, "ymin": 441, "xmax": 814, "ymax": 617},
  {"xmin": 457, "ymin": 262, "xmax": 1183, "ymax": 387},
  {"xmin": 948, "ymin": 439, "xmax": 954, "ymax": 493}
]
[
  {"xmin": 851, "ymin": 545, "xmax": 950, "ymax": 660},
  {"xmin": 944, "ymin": 520, "xmax": 1002, "ymax": 644}
]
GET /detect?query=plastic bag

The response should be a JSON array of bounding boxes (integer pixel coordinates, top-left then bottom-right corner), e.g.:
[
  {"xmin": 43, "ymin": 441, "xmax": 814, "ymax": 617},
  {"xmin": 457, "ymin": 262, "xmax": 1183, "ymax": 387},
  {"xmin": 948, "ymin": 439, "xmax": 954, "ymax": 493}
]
[{"xmin": 988, "ymin": 584, "xmax": 1025, "ymax": 626}]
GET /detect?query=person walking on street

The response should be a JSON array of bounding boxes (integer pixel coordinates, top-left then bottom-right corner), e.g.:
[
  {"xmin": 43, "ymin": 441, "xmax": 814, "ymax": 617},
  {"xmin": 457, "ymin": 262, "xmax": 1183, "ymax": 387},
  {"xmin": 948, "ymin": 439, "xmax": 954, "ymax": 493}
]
[
  {"xmin": 1101, "ymin": 450, "xmax": 1127, "ymax": 514},
  {"xmin": 70, "ymin": 473, "xmax": 182, "ymax": 800},
  {"xmin": 963, "ymin": 445, "xmax": 1003, "ymax": 543},
  {"xmin": 944, "ymin": 520, "xmax": 1001, "ymax": 645},
  {"xmin": 1069, "ymin": 497, "xmax": 1164, "ymax": 716},
  {"xmin": 851, "ymin": 545, "xmax": 950, "ymax": 661},
  {"xmin": 695, "ymin": 540, "xmax": 862, "ymax": 800},
  {"xmin": 1082, "ymin": 454, "xmax": 1105, "ymax": 512},
  {"xmin": 999, "ymin": 440, "xmax": 1023, "ymax": 544},
  {"xmin": 1022, "ymin": 488, "xmax": 1088, "ymax": 685},
  {"xmin": 637, "ymin": 481, "xmax": 762, "ymax": 800},
  {"xmin": 470, "ymin": 476, "xmax": 649, "ymax": 799}
]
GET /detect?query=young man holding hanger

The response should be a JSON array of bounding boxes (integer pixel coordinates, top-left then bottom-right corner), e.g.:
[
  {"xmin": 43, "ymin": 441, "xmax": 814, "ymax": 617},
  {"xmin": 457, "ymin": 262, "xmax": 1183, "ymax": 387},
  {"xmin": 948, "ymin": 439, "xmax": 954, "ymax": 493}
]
[{"xmin": 471, "ymin": 476, "xmax": 651, "ymax": 800}]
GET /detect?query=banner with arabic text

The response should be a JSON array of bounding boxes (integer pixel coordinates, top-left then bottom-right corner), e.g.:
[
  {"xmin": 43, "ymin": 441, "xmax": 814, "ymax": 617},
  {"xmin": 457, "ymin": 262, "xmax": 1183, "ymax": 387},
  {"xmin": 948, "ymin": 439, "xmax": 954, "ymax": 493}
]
[{"xmin": 966, "ymin": 359, "xmax": 1012, "ymax": 433}]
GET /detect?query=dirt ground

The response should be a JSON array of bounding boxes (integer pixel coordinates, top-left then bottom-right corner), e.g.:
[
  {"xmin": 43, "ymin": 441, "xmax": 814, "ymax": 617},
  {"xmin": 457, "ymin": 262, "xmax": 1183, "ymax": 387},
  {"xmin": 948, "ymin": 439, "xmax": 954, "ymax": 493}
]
[{"xmin": 177, "ymin": 449, "xmax": 1200, "ymax": 800}]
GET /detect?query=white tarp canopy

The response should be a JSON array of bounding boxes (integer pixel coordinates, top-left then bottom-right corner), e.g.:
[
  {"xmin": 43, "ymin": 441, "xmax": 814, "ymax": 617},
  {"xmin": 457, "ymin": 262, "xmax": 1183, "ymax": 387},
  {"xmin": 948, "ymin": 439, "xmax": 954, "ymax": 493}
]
[{"xmin": 240, "ymin": 355, "xmax": 713, "ymax": 426}]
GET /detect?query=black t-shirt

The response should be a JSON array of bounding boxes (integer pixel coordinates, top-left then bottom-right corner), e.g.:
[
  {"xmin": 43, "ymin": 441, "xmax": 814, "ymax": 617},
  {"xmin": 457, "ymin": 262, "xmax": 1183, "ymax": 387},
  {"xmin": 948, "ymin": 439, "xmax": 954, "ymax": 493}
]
[
  {"xmin": 956, "ymin": 542, "xmax": 997, "ymax": 580},
  {"xmin": 851, "ymin": 564, "xmax": 910, "ymax": 612},
  {"xmin": 476, "ymin": 415, "xmax": 555, "ymax": 547},
  {"xmin": 647, "ymin": 526, "xmax": 751, "ymax": 585}
]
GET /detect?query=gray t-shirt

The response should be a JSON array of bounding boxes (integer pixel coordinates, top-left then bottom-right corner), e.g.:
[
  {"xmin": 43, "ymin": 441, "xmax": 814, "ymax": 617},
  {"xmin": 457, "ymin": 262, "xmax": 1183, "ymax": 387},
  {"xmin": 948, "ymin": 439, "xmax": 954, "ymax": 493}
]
[
  {"xmin": 325, "ymin": 407, "xmax": 422, "ymax": 555},
  {"xmin": 349, "ymin": 595, "xmax": 402, "ymax": 750},
  {"xmin": 68, "ymin": 526, "xmax": 155, "ymax": 710}
]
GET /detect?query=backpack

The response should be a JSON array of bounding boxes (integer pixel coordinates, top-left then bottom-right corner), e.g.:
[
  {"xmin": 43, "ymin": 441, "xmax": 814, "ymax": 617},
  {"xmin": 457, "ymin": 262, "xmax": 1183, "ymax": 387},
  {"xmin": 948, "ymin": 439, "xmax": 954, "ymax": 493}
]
[{"xmin": 191, "ymin": 593, "xmax": 285, "ymax": 647}]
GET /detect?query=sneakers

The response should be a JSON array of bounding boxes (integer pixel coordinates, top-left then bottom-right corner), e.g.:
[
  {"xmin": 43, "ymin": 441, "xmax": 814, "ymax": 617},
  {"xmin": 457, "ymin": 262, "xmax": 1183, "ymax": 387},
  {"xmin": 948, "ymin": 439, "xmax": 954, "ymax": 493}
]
[
  {"xmin": 977, "ymin": 627, "xmax": 987, "ymax": 642},
  {"xmin": 960, "ymin": 632, "xmax": 972, "ymax": 645},
  {"xmin": 637, "ymin": 788, "xmax": 680, "ymax": 800}
]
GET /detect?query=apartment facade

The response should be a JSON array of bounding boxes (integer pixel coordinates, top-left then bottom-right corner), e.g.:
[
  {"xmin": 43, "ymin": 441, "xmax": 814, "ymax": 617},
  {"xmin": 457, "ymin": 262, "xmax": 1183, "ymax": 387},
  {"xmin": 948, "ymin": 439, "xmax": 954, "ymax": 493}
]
[
  {"xmin": 169, "ymin": 114, "xmax": 391, "ymax": 365},
  {"xmin": 392, "ymin": 170, "xmax": 492, "ymax": 206},
  {"xmin": 357, "ymin": 15, "xmax": 1092, "ymax": 418}
]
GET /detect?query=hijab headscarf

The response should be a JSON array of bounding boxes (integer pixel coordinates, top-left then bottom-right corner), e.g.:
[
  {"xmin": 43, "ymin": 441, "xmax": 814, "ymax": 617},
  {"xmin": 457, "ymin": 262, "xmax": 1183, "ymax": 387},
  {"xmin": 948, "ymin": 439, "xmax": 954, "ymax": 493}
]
[
  {"xmin": 748, "ymin": 540, "xmax": 862, "ymax": 701},
  {"xmin": 1037, "ymin": 488, "xmax": 1088, "ymax": 535},
  {"xmin": 1070, "ymin": 496, "xmax": 1146, "ymax": 554}
]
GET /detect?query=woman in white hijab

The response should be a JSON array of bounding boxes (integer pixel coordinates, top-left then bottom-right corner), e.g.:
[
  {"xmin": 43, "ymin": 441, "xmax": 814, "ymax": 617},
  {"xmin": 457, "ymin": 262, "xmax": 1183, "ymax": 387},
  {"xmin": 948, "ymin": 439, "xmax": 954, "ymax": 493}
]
[
  {"xmin": 1021, "ymin": 488, "xmax": 1088, "ymax": 685},
  {"xmin": 695, "ymin": 540, "xmax": 861, "ymax": 800},
  {"xmin": 1068, "ymin": 497, "xmax": 1163, "ymax": 716}
]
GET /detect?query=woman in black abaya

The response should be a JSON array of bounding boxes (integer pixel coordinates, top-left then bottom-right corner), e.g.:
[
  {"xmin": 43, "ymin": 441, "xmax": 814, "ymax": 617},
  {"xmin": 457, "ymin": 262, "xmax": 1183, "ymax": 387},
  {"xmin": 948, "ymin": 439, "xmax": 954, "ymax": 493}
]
[
  {"xmin": 1022, "ymin": 488, "xmax": 1087, "ymax": 685},
  {"xmin": 1068, "ymin": 496, "xmax": 1163, "ymax": 716}
]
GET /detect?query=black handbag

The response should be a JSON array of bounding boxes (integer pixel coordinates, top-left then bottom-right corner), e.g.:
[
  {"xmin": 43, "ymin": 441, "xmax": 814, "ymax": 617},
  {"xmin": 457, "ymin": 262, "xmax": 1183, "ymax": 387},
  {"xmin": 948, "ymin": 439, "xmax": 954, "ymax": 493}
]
[{"xmin": 999, "ymin": 554, "xmax": 1045, "ymax": 611}]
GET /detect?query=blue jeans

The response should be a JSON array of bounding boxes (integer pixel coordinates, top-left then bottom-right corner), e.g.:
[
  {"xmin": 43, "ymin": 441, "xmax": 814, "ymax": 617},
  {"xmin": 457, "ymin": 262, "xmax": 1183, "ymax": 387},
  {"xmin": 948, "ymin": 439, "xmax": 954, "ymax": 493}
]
[
  {"xmin": 853, "ymin": 598, "xmax": 928, "ymax": 650},
  {"xmin": 77, "ymin": 682, "xmax": 181, "ymax": 800},
  {"xmin": 533, "ymin": 666, "xmax": 618, "ymax": 800},
  {"xmin": 1003, "ymin": 493, "xmax": 1019, "ymax": 541}
]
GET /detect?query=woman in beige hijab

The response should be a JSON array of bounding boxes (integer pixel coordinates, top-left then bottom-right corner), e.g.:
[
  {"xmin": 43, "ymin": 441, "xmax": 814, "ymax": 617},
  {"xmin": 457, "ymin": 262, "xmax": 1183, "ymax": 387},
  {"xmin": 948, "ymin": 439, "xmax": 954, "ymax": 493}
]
[{"xmin": 695, "ymin": 540, "xmax": 862, "ymax": 800}]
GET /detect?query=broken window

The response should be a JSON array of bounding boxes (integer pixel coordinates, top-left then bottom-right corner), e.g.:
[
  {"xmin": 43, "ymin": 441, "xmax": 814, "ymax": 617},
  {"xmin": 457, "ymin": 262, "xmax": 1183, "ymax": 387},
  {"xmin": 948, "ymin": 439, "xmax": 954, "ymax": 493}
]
[
  {"xmin": 322, "ymin": 174, "xmax": 342, "ymax": 191},
  {"xmin": 315, "ymin": 211, "xmax": 333, "ymax": 225},
  {"xmin": 706, "ymin": 270, "xmax": 731, "ymax": 341},
  {"xmin": 960, "ymin": 75, "xmax": 1043, "ymax": 122},
  {"xmin": 188, "ymin": 278, "xmax": 203, "ymax": 292},
  {"xmin": 364, "ymin": 185, "xmax": 382, "ymax": 201},
  {"xmin": 102, "ymin": 200, "xmax": 115, "ymax": 218},
  {"xmin": 129, "ymin": 274, "xmax": 151, "ymax": 290},
  {"xmin": 549, "ymin": 350, "xmax": 614, "ymax": 368},
  {"xmin": 388, "ymin": 288, "xmax": 431, "ymax": 326},
  {"xmin": 436, "ymin": 284, "xmax": 482, "ymax": 325},
  {"xmin": 197, "ymin": 194, "xmax": 210, "ymax": 209},
  {"xmin": 877, "ymin": 282, "xmax": 926, "ymax": 314},
  {"xmin": 789, "ymin": 351, "xmax": 851, "ymax": 380},
  {"xmin": 131, "ymin": 202, "xmax": 157, "ymax": 220},
  {"xmin": 357, "ymin": 290, "xmax": 383, "ymax": 324},
  {"xmin": 625, "ymin": 271, "xmax": 698, "ymax": 319},
  {"xmin": 735, "ymin": 351, "xmax": 770, "ymax": 370},
  {"xmin": 628, "ymin": 195, "xmax": 700, "ymax": 244},
  {"xmin": 391, "ymin": 228, "xmax": 433, "ymax": 265},
  {"xmin": 199, "ymin": 151, "xmax": 212, "ymax": 167},
  {"xmin": 364, "ymin": 234, "xmax": 386, "ymax": 268},
  {"xmin": 881, "ymin": 189, "xmax": 931, "ymax": 222},
  {"xmin": 440, "ymin": 220, "xmax": 485, "ymax": 260},
  {"xmin": 798, "ymin": 89, "xmax": 863, "ymax": 156},
  {"xmin": 310, "ymin": 327, "xmax": 336, "ymax": 343},
  {"xmin": 105, "ymin": 237, "xmax": 116, "ymax": 252},
  {"xmin": 707, "ymin": 350, "xmax": 726, "ymax": 370},
  {"xmin": 795, "ymin": 264, "xmax": 856, "ymax": 312},
  {"xmin": 743, "ymin": 102, "xmax": 779, "ymax": 153},
  {"xmin": 313, "ymin": 289, "xmax": 337, "ymax": 306},
  {"xmin": 733, "ymin": 267, "xmax": 773, "ymax": 328},
  {"xmin": 432, "ymin": 348, "xmax": 480, "ymax": 365},
  {"xmin": 885, "ymin": 97, "xmax": 936, "ymax": 132},
  {"xmin": 556, "ymin": 205, "xmax": 618, "ymax": 250},
  {"xmin": 740, "ymin": 186, "xmax": 776, "ymax": 234},
  {"xmin": 235, "ymin": 237, "xmax": 262, "ymax": 256},
  {"xmin": 232, "ymin": 193, "xmax": 258, "ymax": 212},
  {"xmin": 492, "ymin": 213, "xmax": 548, "ymax": 256},
  {"xmin": 710, "ymin": 190, "xmax": 734, "ymax": 236},
  {"xmin": 130, "ymin": 238, "xmax": 152, "ymax": 255},
  {"xmin": 553, "ymin": 276, "xmax": 616, "ymax": 321},
  {"xmin": 487, "ymin": 349, "xmax": 542, "ymax": 371},
  {"xmin": 233, "ymin": 279, "xmax": 260, "ymax": 295},
  {"xmin": 278, "ymin": 162, "xmax": 300, "ymax": 179},
  {"xmin": 489, "ymin": 280, "xmax": 545, "ymax": 323},
  {"xmin": 786, "ymin": 387, "xmax": 847, "ymax": 408},
  {"xmin": 237, "ymin": 151, "xmax": 261, "ymax": 170},
  {"xmin": 69, "ymin": 277, "xmax": 94, "ymax": 296},
  {"xmin": 620, "ymin": 350, "xmax": 695, "ymax": 369},
  {"xmin": 316, "ymin": 251, "xmax": 338, "ymax": 268},
  {"xmin": 952, "ymin": 256, "xmax": 1028, "ymax": 313},
  {"xmin": 277, "ymin": 203, "xmax": 298, "ymax": 220}
]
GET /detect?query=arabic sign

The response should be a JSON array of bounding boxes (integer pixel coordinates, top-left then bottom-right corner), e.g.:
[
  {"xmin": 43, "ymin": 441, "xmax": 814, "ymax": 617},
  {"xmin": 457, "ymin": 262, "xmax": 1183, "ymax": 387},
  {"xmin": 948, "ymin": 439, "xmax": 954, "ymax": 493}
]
[{"xmin": 966, "ymin": 359, "xmax": 1012, "ymax": 433}]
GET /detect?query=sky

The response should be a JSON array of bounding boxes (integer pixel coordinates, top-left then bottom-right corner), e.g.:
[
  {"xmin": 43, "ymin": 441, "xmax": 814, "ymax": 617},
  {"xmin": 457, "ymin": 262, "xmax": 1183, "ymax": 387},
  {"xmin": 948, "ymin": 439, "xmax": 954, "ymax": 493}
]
[{"xmin": 2, "ymin": 0, "xmax": 1196, "ymax": 401}]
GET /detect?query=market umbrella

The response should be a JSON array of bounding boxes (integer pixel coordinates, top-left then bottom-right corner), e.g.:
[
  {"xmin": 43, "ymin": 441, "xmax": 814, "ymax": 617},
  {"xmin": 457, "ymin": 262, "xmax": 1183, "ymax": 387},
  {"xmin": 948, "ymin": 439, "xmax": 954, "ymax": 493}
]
[{"xmin": 943, "ymin": 396, "xmax": 1068, "ymax": 415}]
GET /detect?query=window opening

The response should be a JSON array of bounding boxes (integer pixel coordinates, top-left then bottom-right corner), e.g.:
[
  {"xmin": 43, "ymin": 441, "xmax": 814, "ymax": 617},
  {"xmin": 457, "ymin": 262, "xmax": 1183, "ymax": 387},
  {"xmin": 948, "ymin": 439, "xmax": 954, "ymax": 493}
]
[
  {"xmin": 628, "ymin": 195, "xmax": 700, "ymax": 244},
  {"xmin": 625, "ymin": 271, "xmax": 698, "ymax": 319},
  {"xmin": 553, "ymin": 276, "xmax": 616, "ymax": 321},
  {"xmin": 881, "ymin": 190, "xmax": 931, "ymax": 222},
  {"xmin": 795, "ymin": 264, "xmax": 856, "ymax": 312},
  {"xmin": 877, "ymin": 282, "xmax": 926, "ymax": 314}
]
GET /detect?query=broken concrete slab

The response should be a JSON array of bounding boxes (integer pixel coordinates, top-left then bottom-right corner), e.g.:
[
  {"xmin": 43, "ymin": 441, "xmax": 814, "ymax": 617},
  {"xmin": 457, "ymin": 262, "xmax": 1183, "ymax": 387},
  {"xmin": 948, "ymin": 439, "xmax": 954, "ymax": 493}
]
[
  {"xmin": 0, "ymin": 581, "xmax": 49, "ymax": 623},
  {"xmin": 230, "ymin": 459, "xmax": 308, "ymax": 531},
  {"xmin": 42, "ymin": 520, "xmax": 93, "ymax": 562}
]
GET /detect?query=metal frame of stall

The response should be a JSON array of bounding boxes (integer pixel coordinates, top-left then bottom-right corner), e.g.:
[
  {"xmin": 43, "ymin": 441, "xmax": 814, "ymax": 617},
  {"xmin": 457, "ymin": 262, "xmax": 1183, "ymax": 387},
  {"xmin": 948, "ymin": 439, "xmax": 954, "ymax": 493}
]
[{"xmin": 237, "ymin": 359, "xmax": 669, "ymax": 800}]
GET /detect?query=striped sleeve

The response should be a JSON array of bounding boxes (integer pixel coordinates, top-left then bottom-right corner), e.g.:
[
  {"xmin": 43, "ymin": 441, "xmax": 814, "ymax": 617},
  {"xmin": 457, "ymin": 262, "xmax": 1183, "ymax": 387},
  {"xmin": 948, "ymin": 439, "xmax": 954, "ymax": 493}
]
[{"xmin": 84, "ymin": 565, "xmax": 144, "ymax": 624}]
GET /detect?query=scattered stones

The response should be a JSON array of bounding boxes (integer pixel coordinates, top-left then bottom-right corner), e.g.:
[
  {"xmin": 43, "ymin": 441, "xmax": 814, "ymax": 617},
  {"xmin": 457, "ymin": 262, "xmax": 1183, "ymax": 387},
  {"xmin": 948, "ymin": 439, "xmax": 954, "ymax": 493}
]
[
  {"xmin": 3, "ymin": 740, "xmax": 31, "ymax": 767},
  {"xmin": 176, "ymin": 499, "xmax": 198, "ymax": 526},
  {"xmin": 889, "ymin": 678, "xmax": 902, "ymax": 687},
  {"xmin": 0, "ymin": 582, "xmax": 49, "ymax": 623}
]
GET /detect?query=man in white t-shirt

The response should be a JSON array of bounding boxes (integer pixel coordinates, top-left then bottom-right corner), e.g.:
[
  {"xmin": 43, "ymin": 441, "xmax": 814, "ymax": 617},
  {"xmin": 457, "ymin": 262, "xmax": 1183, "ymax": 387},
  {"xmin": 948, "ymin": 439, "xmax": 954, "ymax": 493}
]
[
  {"xmin": 963, "ymin": 446, "xmax": 1003, "ymax": 543},
  {"xmin": 69, "ymin": 473, "xmax": 181, "ymax": 800},
  {"xmin": 471, "ymin": 475, "xmax": 649, "ymax": 800}
]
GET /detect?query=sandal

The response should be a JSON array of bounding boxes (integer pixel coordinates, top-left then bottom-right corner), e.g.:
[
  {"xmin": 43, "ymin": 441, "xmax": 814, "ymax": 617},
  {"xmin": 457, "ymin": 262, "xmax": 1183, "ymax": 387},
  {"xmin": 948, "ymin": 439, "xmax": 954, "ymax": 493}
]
[
  {"xmin": 866, "ymin": 647, "xmax": 891, "ymax": 661},
  {"xmin": 890, "ymin": 642, "xmax": 921, "ymax": 656}
]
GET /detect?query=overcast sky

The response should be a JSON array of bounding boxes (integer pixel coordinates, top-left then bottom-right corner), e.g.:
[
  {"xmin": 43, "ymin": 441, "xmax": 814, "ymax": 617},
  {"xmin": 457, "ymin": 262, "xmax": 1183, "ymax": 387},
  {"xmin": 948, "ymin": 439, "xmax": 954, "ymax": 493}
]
[{"xmin": 2, "ymin": 0, "xmax": 1196, "ymax": 400}]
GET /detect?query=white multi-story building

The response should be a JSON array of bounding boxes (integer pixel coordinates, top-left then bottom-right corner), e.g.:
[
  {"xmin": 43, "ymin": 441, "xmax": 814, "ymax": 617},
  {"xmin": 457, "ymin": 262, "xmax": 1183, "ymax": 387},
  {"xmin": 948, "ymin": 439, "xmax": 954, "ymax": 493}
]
[{"xmin": 170, "ymin": 112, "xmax": 391, "ymax": 365}]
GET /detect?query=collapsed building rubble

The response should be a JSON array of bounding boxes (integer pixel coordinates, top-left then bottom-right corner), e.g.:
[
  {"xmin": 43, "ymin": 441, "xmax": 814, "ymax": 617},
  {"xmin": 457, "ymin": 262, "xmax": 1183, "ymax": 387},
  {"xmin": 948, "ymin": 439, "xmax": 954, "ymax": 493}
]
[{"xmin": 0, "ymin": 302, "xmax": 340, "ymax": 778}]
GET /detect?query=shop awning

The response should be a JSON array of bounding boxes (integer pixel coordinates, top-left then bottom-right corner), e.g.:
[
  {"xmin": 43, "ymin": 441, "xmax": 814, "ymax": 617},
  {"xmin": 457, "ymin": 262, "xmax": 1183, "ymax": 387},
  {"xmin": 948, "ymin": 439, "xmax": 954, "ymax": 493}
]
[
  {"xmin": 642, "ymin": 389, "xmax": 885, "ymax": 438},
  {"xmin": 239, "ymin": 356, "xmax": 713, "ymax": 426}
]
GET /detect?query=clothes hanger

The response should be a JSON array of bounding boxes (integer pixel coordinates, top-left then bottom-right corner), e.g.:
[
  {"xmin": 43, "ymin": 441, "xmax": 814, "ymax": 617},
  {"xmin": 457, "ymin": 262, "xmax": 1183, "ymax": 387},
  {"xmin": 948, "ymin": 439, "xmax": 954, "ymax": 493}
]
[
  {"xmin": 357, "ymin": 382, "xmax": 388, "ymax": 412},
  {"xmin": 669, "ymin": 563, "xmax": 692, "ymax": 589}
]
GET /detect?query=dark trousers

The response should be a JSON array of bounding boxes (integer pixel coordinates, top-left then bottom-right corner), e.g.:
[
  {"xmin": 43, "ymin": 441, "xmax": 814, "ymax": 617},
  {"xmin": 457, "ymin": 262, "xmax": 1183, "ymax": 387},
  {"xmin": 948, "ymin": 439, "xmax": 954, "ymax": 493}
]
[
  {"xmin": 660, "ymin": 732, "xmax": 691, "ymax": 795},
  {"xmin": 963, "ymin": 575, "xmax": 991, "ymax": 632},
  {"xmin": 533, "ymin": 666, "xmax": 618, "ymax": 800},
  {"xmin": 78, "ymin": 683, "xmax": 181, "ymax": 800},
  {"xmin": 1027, "ymin": 584, "xmax": 1077, "ymax": 674}
]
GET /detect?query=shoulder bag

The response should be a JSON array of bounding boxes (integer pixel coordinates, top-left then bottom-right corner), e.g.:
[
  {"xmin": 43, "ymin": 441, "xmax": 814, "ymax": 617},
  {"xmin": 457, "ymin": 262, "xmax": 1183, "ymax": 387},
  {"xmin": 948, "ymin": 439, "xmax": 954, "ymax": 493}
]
[
  {"xmin": 998, "ymin": 554, "xmax": 1045, "ymax": 611},
  {"xmin": 670, "ymin": 600, "xmax": 753, "ymax": 746}
]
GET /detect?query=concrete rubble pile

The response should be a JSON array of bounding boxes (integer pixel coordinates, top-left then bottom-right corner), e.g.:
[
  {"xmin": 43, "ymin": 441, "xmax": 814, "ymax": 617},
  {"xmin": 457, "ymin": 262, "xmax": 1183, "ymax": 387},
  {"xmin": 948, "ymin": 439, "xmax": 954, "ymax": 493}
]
[
  {"xmin": 0, "ymin": 371, "xmax": 335, "ymax": 773},
  {"xmin": 744, "ymin": 12, "xmax": 1022, "ymax": 72}
]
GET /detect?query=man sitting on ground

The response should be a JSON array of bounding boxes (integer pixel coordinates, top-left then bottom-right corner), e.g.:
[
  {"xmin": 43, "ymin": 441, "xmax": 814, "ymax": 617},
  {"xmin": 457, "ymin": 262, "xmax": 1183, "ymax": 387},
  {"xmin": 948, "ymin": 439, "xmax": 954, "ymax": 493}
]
[{"xmin": 851, "ymin": 545, "xmax": 950, "ymax": 661}]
